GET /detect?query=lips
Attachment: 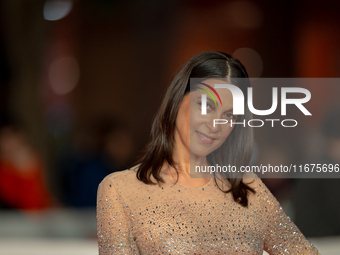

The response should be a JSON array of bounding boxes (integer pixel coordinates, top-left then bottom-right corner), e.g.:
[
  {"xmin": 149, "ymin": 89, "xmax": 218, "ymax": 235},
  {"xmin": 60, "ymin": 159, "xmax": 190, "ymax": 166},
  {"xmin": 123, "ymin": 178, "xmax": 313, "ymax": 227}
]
[{"xmin": 196, "ymin": 131, "xmax": 217, "ymax": 140}]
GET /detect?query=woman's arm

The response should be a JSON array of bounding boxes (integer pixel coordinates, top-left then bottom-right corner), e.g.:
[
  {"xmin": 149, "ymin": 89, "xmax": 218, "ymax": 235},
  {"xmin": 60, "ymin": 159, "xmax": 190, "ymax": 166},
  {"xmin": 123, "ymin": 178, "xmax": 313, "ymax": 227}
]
[
  {"xmin": 244, "ymin": 174, "xmax": 320, "ymax": 254},
  {"xmin": 96, "ymin": 176, "xmax": 140, "ymax": 255}
]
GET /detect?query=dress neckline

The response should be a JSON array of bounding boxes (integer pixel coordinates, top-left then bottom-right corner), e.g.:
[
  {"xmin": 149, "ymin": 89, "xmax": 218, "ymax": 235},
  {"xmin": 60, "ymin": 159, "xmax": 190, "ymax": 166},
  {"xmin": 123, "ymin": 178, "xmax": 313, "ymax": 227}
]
[{"xmin": 161, "ymin": 173, "xmax": 213, "ymax": 189}]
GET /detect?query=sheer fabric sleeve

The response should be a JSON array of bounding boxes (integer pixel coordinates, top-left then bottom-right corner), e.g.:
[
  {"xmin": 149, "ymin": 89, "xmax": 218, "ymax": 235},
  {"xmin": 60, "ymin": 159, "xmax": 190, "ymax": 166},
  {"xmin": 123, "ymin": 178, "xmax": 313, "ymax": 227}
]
[
  {"xmin": 96, "ymin": 176, "xmax": 140, "ymax": 255},
  {"xmin": 253, "ymin": 177, "xmax": 320, "ymax": 254}
]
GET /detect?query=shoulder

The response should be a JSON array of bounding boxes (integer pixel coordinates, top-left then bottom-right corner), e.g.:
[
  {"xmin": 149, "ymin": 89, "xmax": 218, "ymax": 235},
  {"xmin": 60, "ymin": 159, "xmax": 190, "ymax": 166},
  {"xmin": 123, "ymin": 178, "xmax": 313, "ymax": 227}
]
[
  {"xmin": 99, "ymin": 164, "xmax": 140, "ymax": 189},
  {"xmin": 97, "ymin": 164, "xmax": 160, "ymax": 204},
  {"xmin": 97, "ymin": 164, "xmax": 142, "ymax": 196},
  {"xmin": 97, "ymin": 165, "xmax": 142, "ymax": 203},
  {"xmin": 97, "ymin": 166, "xmax": 142, "ymax": 212},
  {"xmin": 242, "ymin": 172, "xmax": 277, "ymax": 207}
]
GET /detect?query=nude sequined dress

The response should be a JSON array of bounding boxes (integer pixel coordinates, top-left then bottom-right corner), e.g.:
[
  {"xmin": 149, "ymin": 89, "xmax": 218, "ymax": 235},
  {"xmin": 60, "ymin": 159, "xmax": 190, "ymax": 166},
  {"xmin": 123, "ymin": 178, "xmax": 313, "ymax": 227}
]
[{"xmin": 96, "ymin": 166, "xmax": 320, "ymax": 254}]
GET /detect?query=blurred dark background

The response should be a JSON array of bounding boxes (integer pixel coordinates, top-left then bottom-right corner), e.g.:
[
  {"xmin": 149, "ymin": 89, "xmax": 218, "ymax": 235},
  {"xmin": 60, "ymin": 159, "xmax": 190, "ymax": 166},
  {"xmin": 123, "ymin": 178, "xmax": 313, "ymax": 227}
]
[{"xmin": 0, "ymin": 0, "xmax": 340, "ymax": 254}]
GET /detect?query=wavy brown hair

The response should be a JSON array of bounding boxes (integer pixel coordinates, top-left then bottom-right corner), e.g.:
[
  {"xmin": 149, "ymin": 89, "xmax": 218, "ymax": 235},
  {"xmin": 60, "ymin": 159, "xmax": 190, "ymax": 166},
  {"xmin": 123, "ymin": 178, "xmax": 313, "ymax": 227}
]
[{"xmin": 135, "ymin": 51, "xmax": 255, "ymax": 207}]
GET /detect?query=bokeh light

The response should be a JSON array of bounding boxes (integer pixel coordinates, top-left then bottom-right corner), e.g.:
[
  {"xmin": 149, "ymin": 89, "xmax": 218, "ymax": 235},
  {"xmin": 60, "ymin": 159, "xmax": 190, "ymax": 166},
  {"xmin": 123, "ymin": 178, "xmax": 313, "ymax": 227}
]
[
  {"xmin": 48, "ymin": 56, "xmax": 80, "ymax": 95},
  {"xmin": 43, "ymin": 0, "xmax": 73, "ymax": 21},
  {"xmin": 232, "ymin": 48, "xmax": 263, "ymax": 78}
]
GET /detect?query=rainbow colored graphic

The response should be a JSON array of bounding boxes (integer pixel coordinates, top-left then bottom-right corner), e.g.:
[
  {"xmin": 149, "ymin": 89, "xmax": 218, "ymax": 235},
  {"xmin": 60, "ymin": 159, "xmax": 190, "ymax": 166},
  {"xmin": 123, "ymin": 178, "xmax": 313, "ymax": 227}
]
[{"xmin": 197, "ymin": 82, "xmax": 223, "ymax": 106}]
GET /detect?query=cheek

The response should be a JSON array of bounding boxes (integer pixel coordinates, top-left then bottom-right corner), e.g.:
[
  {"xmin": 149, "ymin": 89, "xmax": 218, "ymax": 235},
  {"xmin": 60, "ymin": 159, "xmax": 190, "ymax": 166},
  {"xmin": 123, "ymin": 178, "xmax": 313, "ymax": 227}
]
[
  {"xmin": 220, "ymin": 125, "xmax": 235, "ymax": 140},
  {"xmin": 176, "ymin": 113, "xmax": 191, "ymax": 140},
  {"xmin": 190, "ymin": 107, "xmax": 208, "ymax": 127}
]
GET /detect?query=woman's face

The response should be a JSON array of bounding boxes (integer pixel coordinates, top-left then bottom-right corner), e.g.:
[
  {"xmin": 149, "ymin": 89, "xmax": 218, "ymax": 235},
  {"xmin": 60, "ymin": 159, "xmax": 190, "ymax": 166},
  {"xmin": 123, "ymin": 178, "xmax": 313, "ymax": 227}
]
[{"xmin": 175, "ymin": 78, "xmax": 237, "ymax": 158}]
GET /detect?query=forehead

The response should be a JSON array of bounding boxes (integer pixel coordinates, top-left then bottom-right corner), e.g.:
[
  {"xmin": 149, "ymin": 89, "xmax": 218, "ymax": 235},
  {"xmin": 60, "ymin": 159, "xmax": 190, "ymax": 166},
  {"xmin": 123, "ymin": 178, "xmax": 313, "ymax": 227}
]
[{"xmin": 192, "ymin": 78, "xmax": 234, "ymax": 107}]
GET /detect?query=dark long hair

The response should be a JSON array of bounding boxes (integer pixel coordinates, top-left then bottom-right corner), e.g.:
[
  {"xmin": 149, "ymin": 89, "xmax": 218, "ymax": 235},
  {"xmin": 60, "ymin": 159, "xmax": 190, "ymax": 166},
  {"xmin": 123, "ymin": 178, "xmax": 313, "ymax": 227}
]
[{"xmin": 135, "ymin": 51, "xmax": 255, "ymax": 207}]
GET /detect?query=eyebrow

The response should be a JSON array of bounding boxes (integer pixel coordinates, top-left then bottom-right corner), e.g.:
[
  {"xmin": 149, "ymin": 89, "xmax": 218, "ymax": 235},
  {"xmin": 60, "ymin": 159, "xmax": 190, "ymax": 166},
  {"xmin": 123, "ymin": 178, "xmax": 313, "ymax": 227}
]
[
  {"xmin": 205, "ymin": 97, "xmax": 221, "ymax": 106},
  {"xmin": 199, "ymin": 96, "xmax": 233, "ymax": 111},
  {"xmin": 196, "ymin": 95, "xmax": 216, "ymax": 104},
  {"xmin": 206, "ymin": 97, "xmax": 215, "ymax": 105}
]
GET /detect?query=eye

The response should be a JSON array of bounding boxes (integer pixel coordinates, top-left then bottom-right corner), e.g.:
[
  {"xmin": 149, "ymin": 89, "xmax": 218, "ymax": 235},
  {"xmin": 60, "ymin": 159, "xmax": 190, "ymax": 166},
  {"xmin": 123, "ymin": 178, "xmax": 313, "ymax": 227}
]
[
  {"xmin": 224, "ymin": 113, "xmax": 237, "ymax": 120},
  {"xmin": 198, "ymin": 102, "xmax": 213, "ymax": 110}
]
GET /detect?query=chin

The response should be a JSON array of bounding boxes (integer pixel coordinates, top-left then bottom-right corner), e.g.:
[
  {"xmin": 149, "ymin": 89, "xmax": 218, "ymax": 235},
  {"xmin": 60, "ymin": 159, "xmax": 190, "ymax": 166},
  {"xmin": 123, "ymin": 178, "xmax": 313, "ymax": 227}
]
[{"xmin": 190, "ymin": 145, "xmax": 217, "ymax": 158}]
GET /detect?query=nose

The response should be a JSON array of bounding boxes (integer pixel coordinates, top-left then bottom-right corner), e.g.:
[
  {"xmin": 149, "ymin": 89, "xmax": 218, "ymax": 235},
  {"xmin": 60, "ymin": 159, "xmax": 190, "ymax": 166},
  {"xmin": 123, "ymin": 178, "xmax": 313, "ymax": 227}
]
[{"xmin": 204, "ymin": 114, "xmax": 221, "ymax": 133}]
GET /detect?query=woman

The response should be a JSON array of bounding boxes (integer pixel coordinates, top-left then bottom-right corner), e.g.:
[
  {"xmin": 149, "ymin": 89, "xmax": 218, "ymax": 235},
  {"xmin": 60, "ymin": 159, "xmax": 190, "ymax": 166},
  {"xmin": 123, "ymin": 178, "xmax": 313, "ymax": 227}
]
[{"xmin": 97, "ymin": 52, "xmax": 320, "ymax": 254}]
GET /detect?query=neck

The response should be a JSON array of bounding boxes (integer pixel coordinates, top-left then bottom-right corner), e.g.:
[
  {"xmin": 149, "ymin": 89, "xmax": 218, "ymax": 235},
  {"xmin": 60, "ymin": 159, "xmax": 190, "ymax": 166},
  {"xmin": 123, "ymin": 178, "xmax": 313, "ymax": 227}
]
[{"xmin": 164, "ymin": 143, "xmax": 211, "ymax": 180}]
